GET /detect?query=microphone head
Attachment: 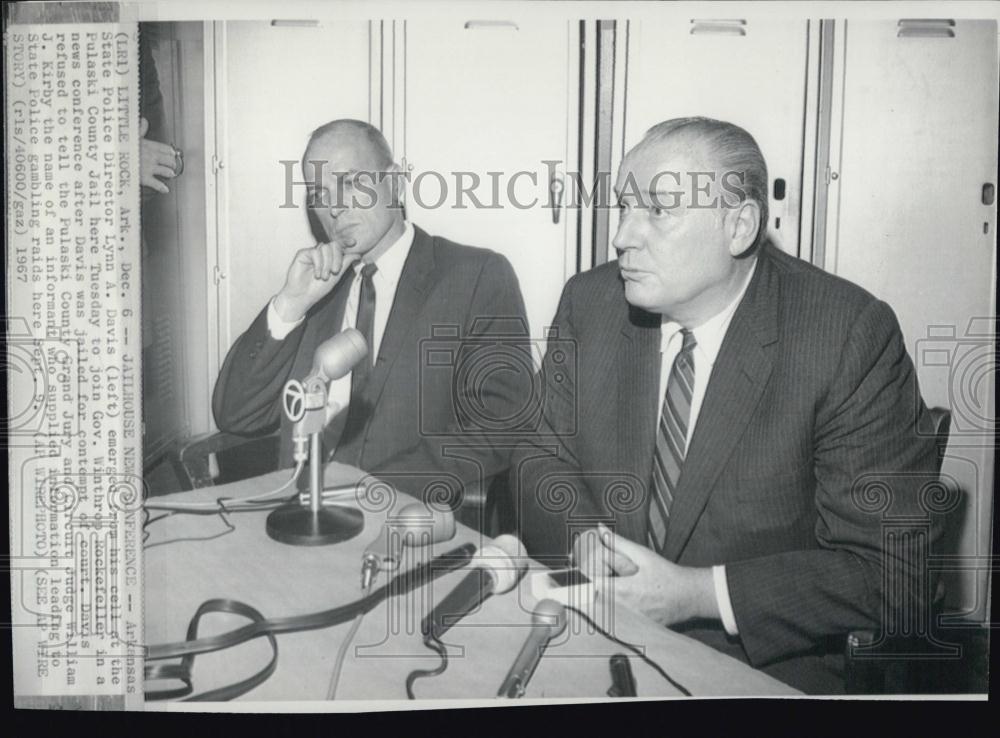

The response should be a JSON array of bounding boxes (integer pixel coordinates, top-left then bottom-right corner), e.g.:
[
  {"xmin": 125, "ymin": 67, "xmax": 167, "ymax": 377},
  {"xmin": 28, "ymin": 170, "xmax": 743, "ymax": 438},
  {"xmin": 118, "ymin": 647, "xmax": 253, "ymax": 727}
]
[
  {"xmin": 310, "ymin": 328, "xmax": 368, "ymax": 383},
  {"xmin": 532, "ymin": 598, "xmax": 568, "ymax": 637},
  {"xmin": 392, "ymin": 503, "xmax": 456, "ymax": 544},
  {"xmin": 477, "ymin": 535, "xmax": 528, "ymax": 594},
  {"xmin": 364, "ymin": 503, "xmax": 458, "ymax": 571}
]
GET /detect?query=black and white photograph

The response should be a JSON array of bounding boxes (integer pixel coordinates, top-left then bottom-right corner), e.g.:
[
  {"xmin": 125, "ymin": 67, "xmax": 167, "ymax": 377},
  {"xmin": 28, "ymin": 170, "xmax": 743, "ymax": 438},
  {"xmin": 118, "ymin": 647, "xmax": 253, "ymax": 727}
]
[{"xmin": 4, "ymin": 0, "xmax": 995, "ymax": 709}]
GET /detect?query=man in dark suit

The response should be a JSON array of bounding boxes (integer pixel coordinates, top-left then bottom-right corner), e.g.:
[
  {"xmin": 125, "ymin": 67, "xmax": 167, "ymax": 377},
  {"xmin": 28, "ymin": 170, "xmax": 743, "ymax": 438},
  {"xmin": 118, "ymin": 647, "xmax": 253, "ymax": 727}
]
[
  {"xmin": 514, "ymin": 117, "xmax": 942, "ymax": 693},
  {"xmin": 213, "ymin": 119, "xmax": 531, "ymax": 512}
]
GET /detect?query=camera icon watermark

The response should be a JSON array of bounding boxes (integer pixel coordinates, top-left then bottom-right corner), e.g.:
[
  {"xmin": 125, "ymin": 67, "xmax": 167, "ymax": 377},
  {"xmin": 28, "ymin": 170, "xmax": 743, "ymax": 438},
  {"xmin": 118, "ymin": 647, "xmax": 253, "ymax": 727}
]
[
  {"xmin": 915, "ymin": 319, "xmax": 996, "ymax": 438},
  {"xmin": 418, "ymin": 319, "xmax": 578, "ymax": 438}
]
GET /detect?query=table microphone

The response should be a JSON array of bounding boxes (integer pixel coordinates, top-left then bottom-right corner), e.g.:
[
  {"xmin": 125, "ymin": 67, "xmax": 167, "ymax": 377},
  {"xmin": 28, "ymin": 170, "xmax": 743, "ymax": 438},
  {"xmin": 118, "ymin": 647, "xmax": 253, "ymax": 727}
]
[
  {"xmin": 283, "ymin": 328, "xmax": 369, "ymax": 447},
  {"xmin": 497, "ymin": 599, "xmax": 567, "ymax": 698},
  {"xmin": 266, "ymin": 328, "xmax": 368, "ymax": 546},
  {"xmin": 307, "ymin": 328, "xmax": 368, "ymax": 385},
  {"xmin": 361, "ymin": 503, "xmax": 457, "ymax": 589},
  {"xmin": 421, "ymin": 535, "xmax": 527, "ymax": 643}
]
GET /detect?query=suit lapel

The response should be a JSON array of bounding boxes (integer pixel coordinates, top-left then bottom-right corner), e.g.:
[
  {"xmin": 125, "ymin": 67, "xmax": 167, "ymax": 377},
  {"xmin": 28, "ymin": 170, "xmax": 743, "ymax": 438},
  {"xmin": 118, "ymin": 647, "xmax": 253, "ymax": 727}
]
[
  {"xmin": 615, "ymin": 304, "xmax": 661, "ymax": 543},
  {"xmin": 364, "ymin": 225, "xmax": 438, "ymax": 410},
  {"xmin": 661, "ymin": 248, "xmax": 780, "ymax": 561}
]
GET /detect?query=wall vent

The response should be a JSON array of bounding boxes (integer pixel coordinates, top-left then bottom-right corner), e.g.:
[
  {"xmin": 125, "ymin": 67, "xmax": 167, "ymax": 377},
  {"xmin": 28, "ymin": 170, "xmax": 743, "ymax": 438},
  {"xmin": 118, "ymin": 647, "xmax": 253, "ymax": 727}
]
[
  {"xmin": 690, "ymin": 19, "xmax": 747, "ymax": 36},
  {"xmin": 897, "ymin": 19, "xmax": 955, "ymax": 38}
]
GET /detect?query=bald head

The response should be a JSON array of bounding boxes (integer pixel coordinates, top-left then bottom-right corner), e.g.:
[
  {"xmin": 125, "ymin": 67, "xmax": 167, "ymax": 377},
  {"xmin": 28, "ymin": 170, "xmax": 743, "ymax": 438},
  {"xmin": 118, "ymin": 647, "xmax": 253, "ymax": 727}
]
[
  {"xmin": 304, "ymin": 119, "xmax": 394, "ymax": 171},
  {"xmin": 299, "ymin": 118, "xmax": 404, "ymax": 262}
]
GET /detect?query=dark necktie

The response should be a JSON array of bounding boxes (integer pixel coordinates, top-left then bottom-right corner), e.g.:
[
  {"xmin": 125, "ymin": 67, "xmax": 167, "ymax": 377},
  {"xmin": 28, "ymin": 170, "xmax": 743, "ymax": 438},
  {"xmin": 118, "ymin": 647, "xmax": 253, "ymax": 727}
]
[
  {"xmin": 647, "ymin": 328, "xmax": 697, "ymax": 554},
  {"xmin": 330, "ymin": 263, "xmax": 378, "ymax": 459},
  {"xmin": 352, "ymin": 262, "xmax": 378, "ymax": 385}
]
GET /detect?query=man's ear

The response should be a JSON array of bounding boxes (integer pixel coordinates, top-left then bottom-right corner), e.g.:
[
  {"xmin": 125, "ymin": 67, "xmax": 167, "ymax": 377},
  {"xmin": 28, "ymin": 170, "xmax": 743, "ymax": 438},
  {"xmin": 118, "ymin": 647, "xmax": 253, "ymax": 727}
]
[
  {"xmin": 728, "ymin": 200, "xmax": 761, "ymax": 257},
  {"xmin": 387, "ymin": 161, "xmax": 407, "ymax": 211}
]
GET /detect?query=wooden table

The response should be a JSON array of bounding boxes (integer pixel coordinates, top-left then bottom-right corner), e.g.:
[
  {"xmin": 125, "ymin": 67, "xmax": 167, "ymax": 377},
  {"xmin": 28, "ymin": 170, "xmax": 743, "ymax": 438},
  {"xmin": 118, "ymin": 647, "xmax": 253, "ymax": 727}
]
[{"xmin": 143, "ymin": 463, "xmax": 799, "ymax": 702}]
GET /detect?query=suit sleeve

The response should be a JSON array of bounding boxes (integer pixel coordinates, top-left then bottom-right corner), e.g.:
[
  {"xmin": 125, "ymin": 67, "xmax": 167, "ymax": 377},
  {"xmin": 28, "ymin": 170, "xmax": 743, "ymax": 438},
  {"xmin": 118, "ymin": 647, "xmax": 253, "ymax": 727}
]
[
  {"xmin": 724, "ymin": 299, "xmax": 942, "ymax": 667},
  {"xmin": 211, "ymin": 305, "xmax": 306, "ymax": 435},
  {"xmin": 366, "ymin": 252, "xmax": 533, "ymax": 501},
  {"xmin": 511, "ymin": 276, "xmax": 609, "ymax": 561},
  {"xmin": 455, "ymin": 251, "xmax": 534, "ymax": 444}
]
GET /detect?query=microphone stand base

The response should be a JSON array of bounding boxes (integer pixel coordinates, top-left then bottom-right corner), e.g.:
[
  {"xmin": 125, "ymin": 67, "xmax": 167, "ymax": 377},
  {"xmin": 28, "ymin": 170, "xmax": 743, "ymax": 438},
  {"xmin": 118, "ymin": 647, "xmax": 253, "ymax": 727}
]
[{"xmin": 265, "ymin": 502, "xmax": 364, "ymax": 546}]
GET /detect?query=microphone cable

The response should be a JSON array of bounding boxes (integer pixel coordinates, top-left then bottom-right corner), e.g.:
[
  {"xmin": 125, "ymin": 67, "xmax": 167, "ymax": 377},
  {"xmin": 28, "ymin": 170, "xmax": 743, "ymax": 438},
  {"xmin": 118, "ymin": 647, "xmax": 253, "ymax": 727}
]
[
  {"xmin": 143, "ymin": 465, "xmax": 363, "ymax": 549},
  {"xmin": 145, "ymin": 461, "xmax": 306, "ymax": 513},
  {"xmin": 399, "ymin": 601, "xmax": 692, "ymax": 699},
  {"xmin": 144, "ymin": 542, "xmax": 477, "ymax": 701},
  {"xmin": 404, "ymin": 635, "xmax": 449, "ymax": 699},
  {"xmin": 144, "ymin": 597, "xmax": 279, "ymax": 701},
  {"xmin": 569, "ymin": 605, "xmax": 692, "ymax": 697},
  {"xmin": 143, "ymin": 508, "xmax": 240, "ymax": 550},
  {"xmin": 326, "ymin": 580, "xmax": 373, "ymax": 700}
]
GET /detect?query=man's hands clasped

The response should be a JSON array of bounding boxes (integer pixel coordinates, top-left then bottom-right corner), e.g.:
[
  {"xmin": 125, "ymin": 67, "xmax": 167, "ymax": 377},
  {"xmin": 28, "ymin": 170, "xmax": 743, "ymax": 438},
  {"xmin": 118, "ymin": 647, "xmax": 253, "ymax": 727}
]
[{"xmin": 572, "ymin": 524, "xmax": 719, "ymax": 627}]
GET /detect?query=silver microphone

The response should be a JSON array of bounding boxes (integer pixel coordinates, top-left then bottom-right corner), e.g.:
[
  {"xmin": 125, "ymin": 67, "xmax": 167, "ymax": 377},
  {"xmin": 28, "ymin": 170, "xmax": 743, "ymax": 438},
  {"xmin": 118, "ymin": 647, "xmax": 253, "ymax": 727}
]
[
  {"xmin": 497, "ymin": 598, "xmax": 567, "ymax": 698},
  {"xmin": 306, "ymin": 328, "xmax": 368, "ymax": 385},
  {"xmin": 361, "ymin": 503, "xmax": 457, "ymax": 589},
  {"xmin": 421, "ymin": 535, "xmax": 528, "ymax": 642},
  {"xmin": 266, "ymin": 328, "xmax": 370, "ymax": 547}
]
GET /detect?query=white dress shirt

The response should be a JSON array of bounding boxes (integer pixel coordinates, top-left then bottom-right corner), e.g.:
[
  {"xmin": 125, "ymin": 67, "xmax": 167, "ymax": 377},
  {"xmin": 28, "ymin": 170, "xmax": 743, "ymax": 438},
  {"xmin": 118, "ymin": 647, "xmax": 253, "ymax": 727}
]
[
  {"xmin": 658, "ymin": 258, "xmax": 757, "ymax": 637},
  {"xmin": 266, "ymin": 222, "xmax": 416, "ymax": 443}
]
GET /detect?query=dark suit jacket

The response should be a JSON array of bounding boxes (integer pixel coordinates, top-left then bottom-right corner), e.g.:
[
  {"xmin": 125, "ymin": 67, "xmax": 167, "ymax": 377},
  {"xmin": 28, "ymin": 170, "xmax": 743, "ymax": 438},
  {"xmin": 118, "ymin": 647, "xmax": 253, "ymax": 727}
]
[
  {"xmin": 513, "ymin": 242, "xmax": 942, "ymax": 694},
  {"xmin": 213, "ymin": 225, "xmax": 531, "ymax": 502}
]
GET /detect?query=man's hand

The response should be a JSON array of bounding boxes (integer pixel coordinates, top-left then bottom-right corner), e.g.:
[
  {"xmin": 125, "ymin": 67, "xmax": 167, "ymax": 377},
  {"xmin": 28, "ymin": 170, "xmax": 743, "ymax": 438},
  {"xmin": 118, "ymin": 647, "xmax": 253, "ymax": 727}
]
[
  {"xmin": 574, "ymin": 523, "xmax": 720, "ymax": 627},
  {"xmin": 273, "ymin": 241, "xmax": 361, "ymax": 322},
  {"xmin": 572, "ymin": 525, "xmax": 638, "ymax": 579},
  {"xmin": 139, "ymin": 117, "xmax": 178, "ymax": 194}
]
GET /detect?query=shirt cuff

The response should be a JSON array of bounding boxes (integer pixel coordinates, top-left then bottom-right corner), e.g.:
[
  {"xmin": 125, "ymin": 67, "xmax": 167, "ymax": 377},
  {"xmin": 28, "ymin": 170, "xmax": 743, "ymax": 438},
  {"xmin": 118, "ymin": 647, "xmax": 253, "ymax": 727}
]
[
  {"xmin": 267, "ymin": 296, "xmax": 305, "ymax": 340},
  {"xmin": 712, "ymin": 565, "xmax": 740, "ymax": 637}
]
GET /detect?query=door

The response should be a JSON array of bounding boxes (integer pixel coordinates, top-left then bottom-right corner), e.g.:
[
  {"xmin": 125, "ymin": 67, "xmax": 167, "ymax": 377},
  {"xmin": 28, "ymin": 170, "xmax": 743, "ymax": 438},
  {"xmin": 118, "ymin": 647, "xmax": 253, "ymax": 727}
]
[
  {"xmin": 141, "ymin": 22, "xmax": 209, "ymax": 467},
  {"xmin": 620, "ymin": 17, "xmax": 811, "ymax": 258},
  {"xmin": 825, "ymin": 19, "xmax": 998, "ymax": 620},
  {"xmin": 216, "ymin": 20, "xmax": 373, "ymax": 359},
  {"xmin": 402, "ymin": 18, "xmax": 579, "ymax": 344}
]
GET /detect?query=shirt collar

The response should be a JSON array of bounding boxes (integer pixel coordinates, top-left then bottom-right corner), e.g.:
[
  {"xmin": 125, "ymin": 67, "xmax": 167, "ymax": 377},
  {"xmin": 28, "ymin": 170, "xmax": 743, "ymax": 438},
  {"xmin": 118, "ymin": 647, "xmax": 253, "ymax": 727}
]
[
  {"xmin": 661, "ymin": 257, "xmax": 758, "ymax": 367},
  {"xmin": 354, "ymin": 221, "xmax": 414, "ymax": 287}
]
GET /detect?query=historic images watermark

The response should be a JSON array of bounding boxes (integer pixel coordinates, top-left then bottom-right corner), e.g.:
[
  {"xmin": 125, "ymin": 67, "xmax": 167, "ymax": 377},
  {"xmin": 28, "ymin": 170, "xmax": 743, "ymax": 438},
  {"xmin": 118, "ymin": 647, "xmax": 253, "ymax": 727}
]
[{"xmin": 278, "ymin": 160, "xmax": 753, "ymax": 213}]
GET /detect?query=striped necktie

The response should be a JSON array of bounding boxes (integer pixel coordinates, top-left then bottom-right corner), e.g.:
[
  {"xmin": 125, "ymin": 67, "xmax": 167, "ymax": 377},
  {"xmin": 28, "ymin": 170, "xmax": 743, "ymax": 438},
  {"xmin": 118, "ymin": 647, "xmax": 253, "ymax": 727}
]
[{"xmin": 647, "ymin": 328, "xmax": 697, "ymax": 554}]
